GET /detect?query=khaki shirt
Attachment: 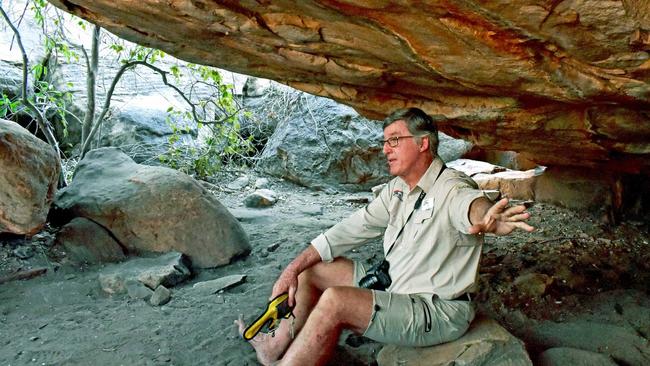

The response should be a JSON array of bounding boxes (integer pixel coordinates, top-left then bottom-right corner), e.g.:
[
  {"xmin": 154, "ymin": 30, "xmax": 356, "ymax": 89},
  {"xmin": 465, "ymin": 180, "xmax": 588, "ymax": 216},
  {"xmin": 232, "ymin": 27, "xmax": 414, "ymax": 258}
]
[{"xmin": 311, "ymin": 158, "xmax": 487, "ymax": 299}]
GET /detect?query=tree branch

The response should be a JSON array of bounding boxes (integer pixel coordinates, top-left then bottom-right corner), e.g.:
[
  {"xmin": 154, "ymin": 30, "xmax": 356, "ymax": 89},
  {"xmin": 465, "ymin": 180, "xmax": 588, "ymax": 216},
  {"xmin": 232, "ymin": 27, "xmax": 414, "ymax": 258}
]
[
  {"xmin": 0, "ymin": 5, "xmax": 62, "ymax": 161},
  {"xmin": 80, "ymin": 58, "xmax": 241, "ymax": 157}
]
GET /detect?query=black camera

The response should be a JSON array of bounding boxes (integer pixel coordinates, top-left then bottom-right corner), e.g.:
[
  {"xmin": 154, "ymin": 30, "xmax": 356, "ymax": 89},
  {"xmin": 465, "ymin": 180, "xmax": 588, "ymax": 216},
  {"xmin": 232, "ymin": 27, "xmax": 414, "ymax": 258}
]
[{"xmin": 358, "ymin": 259, "xmax": 392, "ymax": 291}]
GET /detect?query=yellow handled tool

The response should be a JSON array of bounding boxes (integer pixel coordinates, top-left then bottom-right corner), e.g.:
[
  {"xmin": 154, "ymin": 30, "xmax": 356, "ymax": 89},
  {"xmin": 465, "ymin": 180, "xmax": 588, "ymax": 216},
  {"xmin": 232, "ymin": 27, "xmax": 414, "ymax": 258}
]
[{"xmin": 243, "ymin": 293, "xmax": 294, "ymax": 341}]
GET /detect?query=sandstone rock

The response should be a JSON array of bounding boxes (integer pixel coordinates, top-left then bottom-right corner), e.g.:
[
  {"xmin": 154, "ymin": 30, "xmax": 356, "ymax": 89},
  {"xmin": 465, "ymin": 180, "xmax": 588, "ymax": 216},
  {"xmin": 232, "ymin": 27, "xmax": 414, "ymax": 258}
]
[
  {"xmin": 54, "ymin": 147, "xmax": 250, "ymax": 268},
  {"xmin": 49, "ymin": 0, "xmax": 650, "ymax": 172},
  {"xmin": 448, "ymin": 159, "xmax": 542, "ymax": 201},
  {"xmin": 473, "ymin": 168, "xmax": 544, "ymax": 201},
  {"xmin": 0, "ymin": 119, "xmax": 60, "ymax": 235},
  {"xmin": 98, "ymin": 251, "xmax": 190, "ymax": 295},
  {"xmin": 447, "ymin": 159, "xmax": 507, "ymax": 177},
  {"xmin": 538, "ymin": 347, "xmax": 617, "ymax": 366},
  {"xmin": 534, "ymin": 167, "xmax": 613, "ymax": 212},
  {"xmin": 377, "ymin": 317, "xmax": 532, "ymax": 366},
  {"xmin": 55, "ymin": 217, "xmax": 126, "ymax": 265}
]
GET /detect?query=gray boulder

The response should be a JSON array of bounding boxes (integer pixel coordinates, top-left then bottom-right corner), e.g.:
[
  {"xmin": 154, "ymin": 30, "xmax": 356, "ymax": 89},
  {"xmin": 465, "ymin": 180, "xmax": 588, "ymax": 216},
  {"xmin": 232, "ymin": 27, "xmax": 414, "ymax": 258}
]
[
  {"xmin": 377, "ymin": 317, "xmax": 532, "ymax": 366},
  {"xmin": 256, "ymin": 93, "xmax": 389, "ymax": 191},
  {"xmin": 0, "ymin": 60, "xmax": 24, "ymax": 98},
  {"xmin": 55, "ymin": 217, "xmax": 126, "ymax": 265},
  {"xmin": 0, "ymin": 119, "xmax": 60, "ymax": 235},
  {"xmin": 98, "ymin": 96, "xmax": 196, "ymax": 163},
  {"xmin": 54, "ymin": 147, "xmax": 250, "ymax": 268},
  {"xmin": 438, "ymin": 132, "xmax": 473, "ymax": 163}
]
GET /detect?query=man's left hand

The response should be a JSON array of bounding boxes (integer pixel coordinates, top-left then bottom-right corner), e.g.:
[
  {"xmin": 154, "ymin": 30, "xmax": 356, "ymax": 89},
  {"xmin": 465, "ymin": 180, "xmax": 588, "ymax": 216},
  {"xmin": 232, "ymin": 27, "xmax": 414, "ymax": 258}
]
[{"xmin": 468, "ymin": 198, "xmax": 535, "ymax": 236}]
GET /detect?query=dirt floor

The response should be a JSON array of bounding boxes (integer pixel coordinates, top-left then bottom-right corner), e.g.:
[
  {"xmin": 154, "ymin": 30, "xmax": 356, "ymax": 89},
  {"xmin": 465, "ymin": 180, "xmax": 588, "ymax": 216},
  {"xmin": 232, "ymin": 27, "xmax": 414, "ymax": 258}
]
[{"xmin": 0, "ymin": 170, "xmax": 649, "ymax": 365}]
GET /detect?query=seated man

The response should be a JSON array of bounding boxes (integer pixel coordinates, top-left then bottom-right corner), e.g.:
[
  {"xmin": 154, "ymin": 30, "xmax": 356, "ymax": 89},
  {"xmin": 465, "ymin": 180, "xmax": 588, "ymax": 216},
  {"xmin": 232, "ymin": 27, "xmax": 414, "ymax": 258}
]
[{"xmin": 238, "ymin": 107, "xmax": 535, "ymax": 366}]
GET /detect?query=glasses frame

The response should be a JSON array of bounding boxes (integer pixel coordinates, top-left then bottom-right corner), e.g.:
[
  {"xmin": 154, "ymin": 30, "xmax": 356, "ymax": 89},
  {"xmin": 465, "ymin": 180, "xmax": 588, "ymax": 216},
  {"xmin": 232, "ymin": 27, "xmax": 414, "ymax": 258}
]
[{"xmin": 381, "ymin": 135, "xmax": 416, "ymax": 148}]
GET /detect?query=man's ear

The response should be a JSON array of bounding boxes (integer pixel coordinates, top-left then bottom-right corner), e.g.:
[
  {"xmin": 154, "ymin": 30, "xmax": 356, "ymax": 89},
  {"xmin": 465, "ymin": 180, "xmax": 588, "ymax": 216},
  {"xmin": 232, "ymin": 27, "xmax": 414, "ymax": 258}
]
[{"xmin": 419, "ymin": 136, "xmax": 429, "ymax": 153}]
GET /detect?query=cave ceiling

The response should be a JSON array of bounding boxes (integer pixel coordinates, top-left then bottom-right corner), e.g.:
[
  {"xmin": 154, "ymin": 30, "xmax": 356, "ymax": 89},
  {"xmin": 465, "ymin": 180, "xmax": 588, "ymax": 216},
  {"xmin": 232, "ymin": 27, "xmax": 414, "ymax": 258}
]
[{"xmin": 48, "ymin": 0, "xmax": 650, "ymax": 173}]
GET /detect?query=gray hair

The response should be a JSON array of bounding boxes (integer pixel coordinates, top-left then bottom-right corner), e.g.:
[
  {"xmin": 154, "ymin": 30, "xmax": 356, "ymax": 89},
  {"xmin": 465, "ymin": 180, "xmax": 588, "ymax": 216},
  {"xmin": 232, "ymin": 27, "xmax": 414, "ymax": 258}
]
[{"xmin": 383, "ymin": 108, "xmax": 439, "ymax": 155}]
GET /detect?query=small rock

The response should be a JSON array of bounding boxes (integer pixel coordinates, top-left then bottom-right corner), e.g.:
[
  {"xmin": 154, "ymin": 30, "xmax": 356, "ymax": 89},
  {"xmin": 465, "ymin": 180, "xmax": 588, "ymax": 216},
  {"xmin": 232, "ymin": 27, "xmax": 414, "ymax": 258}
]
[
  {"xmin": 13, "ymin": 246, "xmax": 35, "ymax": 259},
  {"xmin": 150, "ymin": 286, "xmax": 171, "ymax": 306},
  {"xmin": 227, "ymin": 176, "xmax": 250, "ymax": 190},
  {"xmin": 267, "ymin": 243, "xmax": 280, "ymax": 252},
  {"xmin": 254, "ymin": 178, "xmax": 270, "ymax": 189},
  {"xmin": 514, "ymin": 272, "xmax": 553, "ymax": 298},
  {"xmin": 126, "ymin": 279, "xmax": 154, "ymax": 301},
  {"xmin": 244, "ymin": 189, "xmax": 278, "ymax": 208},
  {"xmin": 343, "ymin": 195, "xmax": 370, "ymax": 204},
  {"xmin": 299, "ymin": 205, "xmax": 323, "ymax": 216},
  {"xmin": 192, "ymin": 274, "xmax": 247, "ymax": 294}
]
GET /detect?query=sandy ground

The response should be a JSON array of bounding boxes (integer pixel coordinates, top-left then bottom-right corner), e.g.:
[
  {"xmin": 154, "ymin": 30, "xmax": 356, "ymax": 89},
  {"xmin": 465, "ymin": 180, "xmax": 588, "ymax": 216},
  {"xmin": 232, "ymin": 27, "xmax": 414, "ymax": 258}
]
[{"xmin": 0, "ymin": 171, "xmax": 648, "ymax": 366}]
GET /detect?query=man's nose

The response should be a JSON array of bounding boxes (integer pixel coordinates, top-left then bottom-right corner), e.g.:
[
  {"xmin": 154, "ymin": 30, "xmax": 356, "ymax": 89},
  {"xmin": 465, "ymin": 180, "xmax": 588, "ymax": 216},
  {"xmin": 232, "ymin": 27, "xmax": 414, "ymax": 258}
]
[{"xmin": 383, "ymin": 142, "xmax": 391, "ymax": 155}]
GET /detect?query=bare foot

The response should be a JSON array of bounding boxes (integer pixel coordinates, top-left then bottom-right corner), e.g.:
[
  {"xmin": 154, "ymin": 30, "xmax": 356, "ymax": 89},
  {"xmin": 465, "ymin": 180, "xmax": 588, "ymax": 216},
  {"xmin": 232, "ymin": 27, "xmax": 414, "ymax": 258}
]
[{"xmin": 235, "ymin": 315, "xmax": 289, "ymax": 366}]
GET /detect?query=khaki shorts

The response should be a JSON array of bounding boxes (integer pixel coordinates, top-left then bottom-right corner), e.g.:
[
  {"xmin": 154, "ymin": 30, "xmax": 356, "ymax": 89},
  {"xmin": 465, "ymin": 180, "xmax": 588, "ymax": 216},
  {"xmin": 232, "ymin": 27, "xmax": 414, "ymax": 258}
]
[{"xmin": 353, "ymin": 260, "xmax": 475, "ymax": 347}]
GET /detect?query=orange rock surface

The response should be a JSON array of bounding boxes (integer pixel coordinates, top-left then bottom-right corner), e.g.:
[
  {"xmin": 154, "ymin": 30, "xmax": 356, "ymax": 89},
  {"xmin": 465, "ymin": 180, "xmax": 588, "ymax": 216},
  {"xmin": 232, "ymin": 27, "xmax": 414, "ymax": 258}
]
[{"xmin": 49, "ymin": 0, "xmax": 650, "ymax": 172}]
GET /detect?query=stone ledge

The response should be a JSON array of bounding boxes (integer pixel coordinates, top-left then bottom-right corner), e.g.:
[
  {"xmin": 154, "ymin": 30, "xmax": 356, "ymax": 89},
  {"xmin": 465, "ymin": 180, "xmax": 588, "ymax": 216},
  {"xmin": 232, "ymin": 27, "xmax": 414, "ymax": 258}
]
[{"xmin": 377, "ymin": 317, "xmax": 532, "ymax": 366}]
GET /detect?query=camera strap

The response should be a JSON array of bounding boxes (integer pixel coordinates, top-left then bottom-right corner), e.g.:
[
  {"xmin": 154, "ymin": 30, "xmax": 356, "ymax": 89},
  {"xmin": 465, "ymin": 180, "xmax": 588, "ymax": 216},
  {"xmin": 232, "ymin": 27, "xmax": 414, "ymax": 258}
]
[{"xmin": 386, "ymin": 164, "xmax": 446, "ymax": 256}]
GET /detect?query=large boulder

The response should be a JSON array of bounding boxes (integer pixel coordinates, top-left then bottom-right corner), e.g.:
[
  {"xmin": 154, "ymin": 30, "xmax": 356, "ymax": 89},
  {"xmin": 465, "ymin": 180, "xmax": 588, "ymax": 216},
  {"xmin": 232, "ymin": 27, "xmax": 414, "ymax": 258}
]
[
  {"xmin": 0, "ymin": 119, "xmax": 60, "ymax": 235},
  {"xmin": 256, "ymin": 93, "xmax": 389, "ymax": 191},
  {"xmin": 54, "ymin": 147, "xmax": 250, "ymax": 268}
]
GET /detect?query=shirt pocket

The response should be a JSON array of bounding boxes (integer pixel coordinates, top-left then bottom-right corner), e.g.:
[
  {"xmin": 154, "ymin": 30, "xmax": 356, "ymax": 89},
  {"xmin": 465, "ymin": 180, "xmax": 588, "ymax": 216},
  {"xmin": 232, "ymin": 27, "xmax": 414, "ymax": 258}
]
[{"xmin": 413, "ymin": 208, "xmax": 433, "ymax": 224}]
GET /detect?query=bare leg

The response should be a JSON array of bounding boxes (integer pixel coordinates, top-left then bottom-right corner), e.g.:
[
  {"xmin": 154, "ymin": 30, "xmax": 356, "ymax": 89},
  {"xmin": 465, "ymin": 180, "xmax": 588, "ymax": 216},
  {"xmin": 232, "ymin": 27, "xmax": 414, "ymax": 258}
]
[
  {"xmin": 236, "ymin": 258, "xmax": 356, "ymax": 365},
  {"xmin": 278, "ymin": 286, "xmax": 373, "ymax": 366}
]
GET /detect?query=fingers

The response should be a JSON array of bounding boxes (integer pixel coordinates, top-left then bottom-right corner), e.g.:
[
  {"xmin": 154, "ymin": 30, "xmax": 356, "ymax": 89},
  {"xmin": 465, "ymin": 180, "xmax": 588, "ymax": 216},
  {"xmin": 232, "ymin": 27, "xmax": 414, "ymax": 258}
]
[
  {"xmin": 506, "ymin": 212, "xmax": 530, "ymax": 222},
  {"xmin": 503, "ymin": 204, "xmax": 527, "ymax": 216},
  {"xmin": 288, "ymin": 284, "xmax": 297, "ymax": 307},
  {"xmin": 488, "ymin": 198, "xmax": 509, "ymax": 214},
  {"xmin": 513, "ymin": 221, "xmax": 535, "ymax": 232}
]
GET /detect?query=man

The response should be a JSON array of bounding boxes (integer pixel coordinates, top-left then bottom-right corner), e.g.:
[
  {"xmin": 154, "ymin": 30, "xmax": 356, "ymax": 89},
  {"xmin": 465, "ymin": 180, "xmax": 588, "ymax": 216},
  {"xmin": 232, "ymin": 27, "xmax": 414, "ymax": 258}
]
[{"xmin": 237, "ymin": 107, "xmax": 535, "ymax": 365}]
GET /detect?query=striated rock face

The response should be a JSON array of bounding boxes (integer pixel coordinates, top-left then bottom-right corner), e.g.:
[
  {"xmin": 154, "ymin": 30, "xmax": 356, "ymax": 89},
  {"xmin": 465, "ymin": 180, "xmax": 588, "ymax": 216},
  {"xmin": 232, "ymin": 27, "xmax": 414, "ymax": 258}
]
[
  {"xmin": 49, "ymin": 1, "xmax": 649, "ymax": 172},
  {"xmin": 0, "ymin": 119, "xmax": 60, "ymax": 235}
]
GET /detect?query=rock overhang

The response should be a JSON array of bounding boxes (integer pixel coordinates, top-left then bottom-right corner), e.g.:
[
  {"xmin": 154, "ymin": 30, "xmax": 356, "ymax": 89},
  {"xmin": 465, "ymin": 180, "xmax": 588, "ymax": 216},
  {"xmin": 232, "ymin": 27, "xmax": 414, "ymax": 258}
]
[{"xmin": 48, "ymin": 0, "xmax": 650, "ymax": 173}]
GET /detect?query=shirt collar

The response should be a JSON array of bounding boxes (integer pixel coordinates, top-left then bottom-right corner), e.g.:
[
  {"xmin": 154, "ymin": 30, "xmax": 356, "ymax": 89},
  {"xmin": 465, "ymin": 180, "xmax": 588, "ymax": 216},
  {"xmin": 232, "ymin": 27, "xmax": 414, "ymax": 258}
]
[{"xmin": 414, "ymin": 157, "xmax": 445, "ymax": 194}]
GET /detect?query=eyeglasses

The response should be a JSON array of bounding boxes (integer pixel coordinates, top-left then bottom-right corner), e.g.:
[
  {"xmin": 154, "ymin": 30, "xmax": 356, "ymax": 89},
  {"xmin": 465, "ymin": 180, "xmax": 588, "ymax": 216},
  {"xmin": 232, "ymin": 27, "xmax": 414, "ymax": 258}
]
[{"xmin": 381, "ymin": 135, "xmax": 415, "ymax": 148}]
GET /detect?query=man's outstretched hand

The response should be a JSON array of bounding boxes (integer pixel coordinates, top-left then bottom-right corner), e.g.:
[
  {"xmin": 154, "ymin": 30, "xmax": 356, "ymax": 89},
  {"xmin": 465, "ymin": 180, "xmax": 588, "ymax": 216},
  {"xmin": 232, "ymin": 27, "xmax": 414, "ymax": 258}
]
[{"xmin": 468, "ymin": 198, "xmax": 535, "ymax": 236}]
